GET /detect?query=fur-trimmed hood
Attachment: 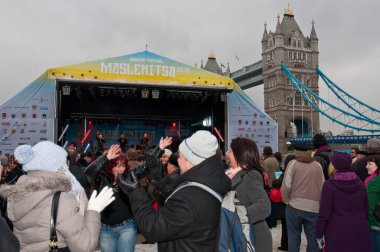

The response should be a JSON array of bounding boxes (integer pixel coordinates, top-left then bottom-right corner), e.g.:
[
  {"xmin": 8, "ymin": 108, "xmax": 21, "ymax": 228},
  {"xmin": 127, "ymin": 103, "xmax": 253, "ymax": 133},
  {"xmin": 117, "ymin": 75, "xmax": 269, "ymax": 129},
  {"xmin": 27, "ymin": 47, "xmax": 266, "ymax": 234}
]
[{"xmin": 0, "ymin": 171, "xmax": 71, "ymax": 222}]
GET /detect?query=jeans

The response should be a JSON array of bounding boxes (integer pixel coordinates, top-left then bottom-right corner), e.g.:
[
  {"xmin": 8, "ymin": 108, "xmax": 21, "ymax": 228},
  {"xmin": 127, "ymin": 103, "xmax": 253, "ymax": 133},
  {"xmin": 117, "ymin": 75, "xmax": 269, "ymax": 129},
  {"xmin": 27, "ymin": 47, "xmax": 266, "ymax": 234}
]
[
  {"xmin": 286, "ymin": 205, "xmax": 319, "ymax": 252},
  {"xmin": 370, "ymin": 228, "xmax": 380, "ymax": 252},
  {"xmin": 100, "ymin": 219, "xmax": 137, "ymax": 252}
]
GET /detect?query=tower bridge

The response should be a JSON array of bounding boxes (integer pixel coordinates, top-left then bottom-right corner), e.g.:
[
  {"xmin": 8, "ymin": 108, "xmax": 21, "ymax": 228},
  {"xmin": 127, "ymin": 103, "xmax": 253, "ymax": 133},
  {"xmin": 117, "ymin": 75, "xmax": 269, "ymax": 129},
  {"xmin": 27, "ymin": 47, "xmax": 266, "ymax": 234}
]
[
  {"xmin": 230, "ymin": 6, "xmax": 319, "ymax": 153},
  {"xmin": 202, "ymin": 6, "xmax": 380, "ymax": 153}
]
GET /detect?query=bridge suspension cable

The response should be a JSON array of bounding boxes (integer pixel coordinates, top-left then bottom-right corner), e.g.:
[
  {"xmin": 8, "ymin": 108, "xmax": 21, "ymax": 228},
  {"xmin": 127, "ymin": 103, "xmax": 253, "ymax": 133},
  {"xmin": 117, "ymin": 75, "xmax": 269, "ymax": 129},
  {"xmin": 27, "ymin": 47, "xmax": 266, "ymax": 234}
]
[
  {"xmin": 281, "ymin": 63, "xmax": 380, "ymax": 133},
  {"xmin": 317, "ymin": 67, "xmax": 380, "ymax": 123}
]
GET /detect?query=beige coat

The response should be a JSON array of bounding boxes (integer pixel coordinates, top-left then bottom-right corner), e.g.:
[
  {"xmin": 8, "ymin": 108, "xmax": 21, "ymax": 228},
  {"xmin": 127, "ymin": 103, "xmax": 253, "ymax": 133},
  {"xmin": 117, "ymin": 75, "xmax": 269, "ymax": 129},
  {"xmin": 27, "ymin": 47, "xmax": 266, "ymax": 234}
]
[{"xmin": 0, "ymin": 171, "xmax": 100, "ymax": 252}]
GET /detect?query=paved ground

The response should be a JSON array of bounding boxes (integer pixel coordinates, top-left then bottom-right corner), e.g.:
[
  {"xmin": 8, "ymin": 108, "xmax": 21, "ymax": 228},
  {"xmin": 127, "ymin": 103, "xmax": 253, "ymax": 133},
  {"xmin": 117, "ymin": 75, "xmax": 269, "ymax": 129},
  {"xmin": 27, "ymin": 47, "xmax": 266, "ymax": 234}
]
[
  {"xmin": 132, "ymin": 220, "xmax": 308, "ymax": 252},
  {"xmin": 95, "ymin": 221, "xmax": 307, "ymax": 251}
]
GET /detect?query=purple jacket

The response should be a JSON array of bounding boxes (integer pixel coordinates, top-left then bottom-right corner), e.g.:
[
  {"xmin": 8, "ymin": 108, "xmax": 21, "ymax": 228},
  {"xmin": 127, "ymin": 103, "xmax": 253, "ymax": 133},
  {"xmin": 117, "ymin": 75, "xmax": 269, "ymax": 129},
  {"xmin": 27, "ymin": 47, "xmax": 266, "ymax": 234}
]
[{"xmin": 315, "ymin": 172, "xmax": 371, "ymax": 252}]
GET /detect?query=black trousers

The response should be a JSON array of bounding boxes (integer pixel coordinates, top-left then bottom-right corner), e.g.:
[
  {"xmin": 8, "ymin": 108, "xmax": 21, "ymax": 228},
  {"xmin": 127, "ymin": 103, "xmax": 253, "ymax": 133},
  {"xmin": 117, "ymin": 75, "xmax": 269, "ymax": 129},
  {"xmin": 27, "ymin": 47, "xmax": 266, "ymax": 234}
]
[{"xmin": 280, "ymin": 218, "xmax": 288, "ymax": 249}]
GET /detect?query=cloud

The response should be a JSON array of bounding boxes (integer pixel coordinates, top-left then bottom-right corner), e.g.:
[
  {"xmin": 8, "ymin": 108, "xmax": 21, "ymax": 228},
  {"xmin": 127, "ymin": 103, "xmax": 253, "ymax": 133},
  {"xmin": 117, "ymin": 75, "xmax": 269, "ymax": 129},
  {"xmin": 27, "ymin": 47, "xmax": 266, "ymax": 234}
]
[{"xmin": 1, "ymin": 0, "xmax": 379, "ymax": 136}]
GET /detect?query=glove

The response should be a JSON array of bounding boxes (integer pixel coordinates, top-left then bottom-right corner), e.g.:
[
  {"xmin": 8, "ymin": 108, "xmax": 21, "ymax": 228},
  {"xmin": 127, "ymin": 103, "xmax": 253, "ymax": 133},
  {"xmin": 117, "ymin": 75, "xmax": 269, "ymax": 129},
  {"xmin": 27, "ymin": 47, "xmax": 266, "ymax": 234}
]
[
  {"xmin": 145, "ymin": 154, "xmax": 162, "ymax": 181},
  {"xmin": 316, "ymin": 236, "xmax": 324, "ymax": 249},
  {"xmin": 132, "ymin": 163, "xmax": 148, "ymax": 179},
  {"xmin": 130, "ymin": 154, "xmax": 161, "ymax": 180},
  {"xmin": 87, "ymin": 186, "xmax": 115, "ymax": 213},
  {"xmin": 118, "ymin": 171, "xmax": 140, "ymax": 194}
]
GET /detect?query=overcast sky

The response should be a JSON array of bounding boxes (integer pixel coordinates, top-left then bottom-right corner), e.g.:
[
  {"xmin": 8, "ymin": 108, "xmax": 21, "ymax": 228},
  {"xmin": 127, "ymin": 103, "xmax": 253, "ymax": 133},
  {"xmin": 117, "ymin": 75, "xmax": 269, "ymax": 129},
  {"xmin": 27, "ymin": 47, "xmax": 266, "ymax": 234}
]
[{"xmin": 1, "ymin": 0, "xmax": 379, "ymax": 134}]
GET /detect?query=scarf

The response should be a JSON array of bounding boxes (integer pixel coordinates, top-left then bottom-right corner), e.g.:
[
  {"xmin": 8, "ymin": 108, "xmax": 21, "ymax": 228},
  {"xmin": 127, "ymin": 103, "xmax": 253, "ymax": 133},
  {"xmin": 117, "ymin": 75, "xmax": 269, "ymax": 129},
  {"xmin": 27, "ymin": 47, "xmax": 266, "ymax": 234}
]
[{"xmin": 225, "ymin": 166, "xmax": 242, "ymax": 179}]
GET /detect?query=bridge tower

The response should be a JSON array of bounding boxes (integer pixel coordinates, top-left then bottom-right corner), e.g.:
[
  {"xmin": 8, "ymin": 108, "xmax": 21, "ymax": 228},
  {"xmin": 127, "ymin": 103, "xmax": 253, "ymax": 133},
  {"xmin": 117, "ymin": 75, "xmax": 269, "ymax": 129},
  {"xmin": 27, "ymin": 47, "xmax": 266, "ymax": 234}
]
[
  {"xmin": 202, "ymin": 51, "xmax": 223, "ymax": 75},
  {"xmin": 261, "ymin": 6, "xmax": 320, "ymax": 153}
]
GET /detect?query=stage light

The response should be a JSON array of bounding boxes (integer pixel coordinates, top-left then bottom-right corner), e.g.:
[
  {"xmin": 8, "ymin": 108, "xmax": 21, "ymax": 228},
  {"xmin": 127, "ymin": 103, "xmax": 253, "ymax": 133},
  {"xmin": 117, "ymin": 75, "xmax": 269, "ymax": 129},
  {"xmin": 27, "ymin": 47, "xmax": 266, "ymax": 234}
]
[
  {"xmin": 99, "ymin": 88, "xmax": 105, "ymax": 97},
  {"xmin": 141, "ymin": 89, "xmax": 149, "ymax": 99},
  {"xmin": 221, "ymin": 93, "xmax": 227, "ymax": 102},
  {"xmin": 152, "ymin": 89, "xmax": 160, "ymax": 99},
  {"xmin": 113, "ymin": 89, "xmax": 118, "ymax": 97},
  {"xmin": 172, "ymin": 122, "xmax": 176, "ymax": 127},
  {"xmin": 130, "ymin": 89, "xmax": 137, "ymax": 98},
  {"xmin": 106, "ymin": 89, "xmax": 111, "ymax": 97},
  {"xmin": 118, "ymin": 89, "xmax": 125, "ymax": 98},
  {"xmin": 62, "ymin": 85, "xmax": 71, "ymax": 96},
  {"xmin": 75, "ymin": 87, "xmax": 82, "ymax": 98},
  {"xmin": 89, "ymin": 87, "xmax": 96, "ymax": 98},
  {"xmin": 88, "ymin": 120, "xmax": 92, "ymax": 126},
  {"xmin": 202, "ymin": 116, "xmax": 212, "ymax": 127}
]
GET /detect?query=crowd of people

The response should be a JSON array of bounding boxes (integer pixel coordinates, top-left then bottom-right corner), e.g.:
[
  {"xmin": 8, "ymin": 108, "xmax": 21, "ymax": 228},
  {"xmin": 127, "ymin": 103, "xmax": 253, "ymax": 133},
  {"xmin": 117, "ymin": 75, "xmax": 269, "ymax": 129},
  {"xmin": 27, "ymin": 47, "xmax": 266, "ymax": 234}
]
[{"xmin": 0, "ymin": 131, "xmax": 379, "ymax": 252}]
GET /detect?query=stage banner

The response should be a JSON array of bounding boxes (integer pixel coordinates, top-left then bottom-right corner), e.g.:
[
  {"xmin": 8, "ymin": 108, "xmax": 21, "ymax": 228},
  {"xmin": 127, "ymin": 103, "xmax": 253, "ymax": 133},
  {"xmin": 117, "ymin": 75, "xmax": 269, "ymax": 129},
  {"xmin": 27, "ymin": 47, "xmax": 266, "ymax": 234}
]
[
  {"xmin": 0, "ymin": 73, "xmax": 56, "ymax": 154},
  {"xmin": 48, "ymin": 51, "xmax": 233, "ymax": 90},
  {"xmin": 227, "ymin": 84, "xmax": 278, "ymax": 153}
]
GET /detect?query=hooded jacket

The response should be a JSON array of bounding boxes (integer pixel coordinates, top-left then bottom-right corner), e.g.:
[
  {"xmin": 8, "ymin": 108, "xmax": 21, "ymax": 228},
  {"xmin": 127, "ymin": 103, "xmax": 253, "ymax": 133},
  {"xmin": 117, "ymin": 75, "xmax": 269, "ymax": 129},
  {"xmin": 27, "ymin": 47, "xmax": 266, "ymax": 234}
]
[
  {"xmin": 231, "ymin": 169, "xmax": 272, "ymax": 252},
  {"xmin": 315, "ymin": 172, "xmax": 371, "ymax": 252},
  {"xmin": 0, "ymin": 171, "xmax": 100, "ymax": 252},
  {"xmin": 128, "ymin": 155, "xmax": 231, "ymax": 252}
]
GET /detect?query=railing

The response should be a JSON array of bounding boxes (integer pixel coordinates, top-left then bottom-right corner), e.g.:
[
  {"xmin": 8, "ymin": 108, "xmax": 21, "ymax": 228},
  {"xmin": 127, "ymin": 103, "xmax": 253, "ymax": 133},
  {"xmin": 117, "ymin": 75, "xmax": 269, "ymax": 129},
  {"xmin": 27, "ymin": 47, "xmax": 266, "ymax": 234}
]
[
  {"xmin": 230, "ymin": 60, "xmax": 263, "ymax": 79},
  {"xmin": 237, "ymin": 75, "xmax": 263, "ymax": 89},
  {"xmin": 291, "ymin": 134, "xmax": 380, "ymax": 144}
]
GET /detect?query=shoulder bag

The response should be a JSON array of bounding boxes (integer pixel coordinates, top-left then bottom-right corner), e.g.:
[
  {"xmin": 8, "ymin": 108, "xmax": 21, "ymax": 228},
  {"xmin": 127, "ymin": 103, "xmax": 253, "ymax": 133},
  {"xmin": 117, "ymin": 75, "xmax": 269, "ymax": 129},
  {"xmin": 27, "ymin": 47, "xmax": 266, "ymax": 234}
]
[{"xmin": 49, "ymin": 191, "xmax": 70, "ymax": 252}]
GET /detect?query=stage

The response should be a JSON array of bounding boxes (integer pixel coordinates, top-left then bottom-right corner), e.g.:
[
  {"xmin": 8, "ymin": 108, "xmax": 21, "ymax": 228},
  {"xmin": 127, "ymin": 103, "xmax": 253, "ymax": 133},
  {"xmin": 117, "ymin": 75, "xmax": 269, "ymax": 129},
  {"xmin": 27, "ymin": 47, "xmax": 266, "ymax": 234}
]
[{"xmin": 58, "ymin": 81, "xmax": 228, "ymax": 152}]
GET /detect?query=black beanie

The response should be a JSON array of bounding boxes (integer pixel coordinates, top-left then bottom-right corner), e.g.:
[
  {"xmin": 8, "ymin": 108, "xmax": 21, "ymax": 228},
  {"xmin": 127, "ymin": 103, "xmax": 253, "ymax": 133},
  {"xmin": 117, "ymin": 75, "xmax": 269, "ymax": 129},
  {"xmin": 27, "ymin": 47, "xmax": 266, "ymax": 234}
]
[
  {"xmin": 313, "ymin": 134, "xmax": 327, "ymax": 148},
  {"xmin": 263, "ymin": 146, "xmax": 273, "ymax": 156},
  {"xmin": 168, "ymin": 153, "xmax": 179, "ymax": 168}
]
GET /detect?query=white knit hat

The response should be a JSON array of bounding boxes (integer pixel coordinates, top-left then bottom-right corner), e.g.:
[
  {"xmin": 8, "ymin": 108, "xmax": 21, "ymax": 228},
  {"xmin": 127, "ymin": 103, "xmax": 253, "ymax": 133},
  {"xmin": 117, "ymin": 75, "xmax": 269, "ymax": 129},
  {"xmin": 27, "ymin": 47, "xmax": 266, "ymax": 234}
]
[
  {"xmin": 179, "ymin": 130, "xmax": 218, "ymax": 165},
  {"xmin": 163, "ymin": 149, "xmax": 173, "ymax": 157},
  {"xmin": 14, "ymin": 141, "xmax": 79, "ymax": 194}
]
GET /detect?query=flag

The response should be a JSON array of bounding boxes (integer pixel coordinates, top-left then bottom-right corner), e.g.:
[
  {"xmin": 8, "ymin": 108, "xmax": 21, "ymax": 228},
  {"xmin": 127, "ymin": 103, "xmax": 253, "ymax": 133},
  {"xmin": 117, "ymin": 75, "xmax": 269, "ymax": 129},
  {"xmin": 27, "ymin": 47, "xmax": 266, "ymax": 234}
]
[
  {"xmin": 221, "ymin": 63, "xmax": 225, "ymax": 68},
  {"xmin": 236, "ymin": 55, "xmax": 240, "ymax": 61}
]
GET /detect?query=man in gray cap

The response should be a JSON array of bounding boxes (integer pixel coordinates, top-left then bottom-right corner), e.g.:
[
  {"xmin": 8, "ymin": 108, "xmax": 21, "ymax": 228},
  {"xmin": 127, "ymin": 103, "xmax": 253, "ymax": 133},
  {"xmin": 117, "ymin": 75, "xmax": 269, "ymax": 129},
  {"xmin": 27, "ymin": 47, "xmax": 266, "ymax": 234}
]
[
  {"xmin": 118, "ymin": 130, "xmax": 231, "ymax": 252},
  {"xmin": 281, "ymin": 143, "xmax": 324, "ymax": 252}
]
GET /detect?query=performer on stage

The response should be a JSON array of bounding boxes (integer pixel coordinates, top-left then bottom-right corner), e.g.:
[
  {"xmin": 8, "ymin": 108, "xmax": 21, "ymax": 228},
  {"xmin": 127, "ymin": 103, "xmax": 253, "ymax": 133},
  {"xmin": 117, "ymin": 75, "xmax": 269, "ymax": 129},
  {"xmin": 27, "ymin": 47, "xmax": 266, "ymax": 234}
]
[
  {"xmin": 96, "ymin": 132, "xmax": 106, "ymax": 153},
  {"xmin": 140, "ymin": 132, "xmax": 150, "ymax": 152},
  {"xmin": 118, "ymin": 134, "xmax": 128, "ymax": 153}
]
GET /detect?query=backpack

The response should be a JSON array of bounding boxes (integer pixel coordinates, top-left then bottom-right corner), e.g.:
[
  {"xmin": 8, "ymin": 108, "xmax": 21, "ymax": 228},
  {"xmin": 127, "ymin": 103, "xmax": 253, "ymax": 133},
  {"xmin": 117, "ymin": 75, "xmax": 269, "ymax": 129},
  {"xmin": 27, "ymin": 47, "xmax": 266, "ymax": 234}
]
[
  {"xmin": 314, "ymin": 151, "xmax": 333, "ymax": 179},
  {"xmin": 166, "ymin": 182, "xmax": 256, "ymax": 252}
]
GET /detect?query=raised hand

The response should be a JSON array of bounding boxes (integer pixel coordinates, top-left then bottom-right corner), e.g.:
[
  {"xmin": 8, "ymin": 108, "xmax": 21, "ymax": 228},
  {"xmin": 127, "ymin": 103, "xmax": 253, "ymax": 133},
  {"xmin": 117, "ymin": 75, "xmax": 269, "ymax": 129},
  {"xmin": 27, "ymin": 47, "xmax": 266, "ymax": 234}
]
[
  {"xmin": 159, "ymin": 136, "xmax": 173, "ymax": 150},
  {"xmin": 107, "ymin": 144, "xmax": 121, "ymax": 160},
  {"xmin": 87, "ymin": 186, "xmax": 115, "ymax": 213},
  {"xmin": 118, "ymin": 171, "xmax": 140, "ymax": 194}
]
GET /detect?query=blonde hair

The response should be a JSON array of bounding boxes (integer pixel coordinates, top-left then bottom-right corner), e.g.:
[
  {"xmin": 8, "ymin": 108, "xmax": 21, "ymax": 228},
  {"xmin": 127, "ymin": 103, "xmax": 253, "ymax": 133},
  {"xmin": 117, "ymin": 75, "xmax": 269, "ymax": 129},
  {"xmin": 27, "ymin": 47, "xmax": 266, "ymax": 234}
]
[{"xmin": 328, "ymin": 163, "xmax": 336, "ymax": 178}]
